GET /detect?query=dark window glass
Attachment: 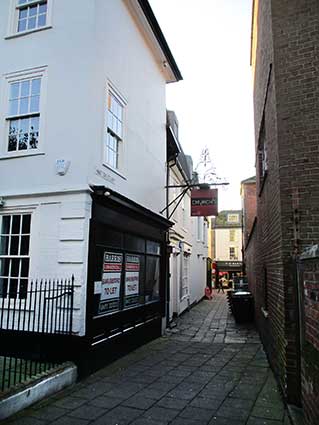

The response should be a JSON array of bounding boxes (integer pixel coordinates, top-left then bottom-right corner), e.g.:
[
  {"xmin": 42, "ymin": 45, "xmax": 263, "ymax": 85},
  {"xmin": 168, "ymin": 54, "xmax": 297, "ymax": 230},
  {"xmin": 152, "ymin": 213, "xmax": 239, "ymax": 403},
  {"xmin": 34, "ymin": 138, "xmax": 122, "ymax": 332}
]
[
  {"xmin": 20, "ymin": 279, "xmax": 28, "ymax": 299},
  {"xmin": 20, "ymin": 235, "xmax": 30, "ymax": 255},
  {"xmin": 0, "ymin": 278, "xmax": 8, "ymax": 298},
  {"xmin": 9, "ymin": 279, "xmax": 18, "ymax": 299},
  {"xmin": 22, "ymin": 215, "xmax": 31, "ymax": 234},
  {"xmin": 146, "ymin": 240, "xmax": 161, "ymax": 255},
  {"xmin": 124, "ymin": 234, "xmax": 145, "ymax": 253},
  {"xmin": 21, "ymin": 259, "xmax": 29, "ymax": 277},
  {"xmin": 95, "ymin": 225, "xmax": 123, "ymax": 249},
  {"xmin": 0, "ymin": 236, "xmax": 9, "ymax": 255},
  {"xmin": 12, "ymin": 215, "xmax": 21, "ymax": 234},
  {"xmin": 145, "ymin": 256, "xmax": 160, "ymax": 303},
  {"xmin": 10, "ymin": 236, "xmax": 19, "ymax": 255},
  {"xmin": 1, "ymin": 216, "xmax": 11, "ymax": 234}
]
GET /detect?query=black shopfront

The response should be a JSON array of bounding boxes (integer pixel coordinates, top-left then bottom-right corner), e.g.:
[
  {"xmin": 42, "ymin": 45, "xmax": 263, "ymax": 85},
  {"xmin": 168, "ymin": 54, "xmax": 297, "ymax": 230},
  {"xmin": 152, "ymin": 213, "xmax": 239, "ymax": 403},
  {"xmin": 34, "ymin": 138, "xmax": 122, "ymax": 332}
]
[{"xmin": 83, "ymin": 188, "xmax": 171, "ymax": 373}]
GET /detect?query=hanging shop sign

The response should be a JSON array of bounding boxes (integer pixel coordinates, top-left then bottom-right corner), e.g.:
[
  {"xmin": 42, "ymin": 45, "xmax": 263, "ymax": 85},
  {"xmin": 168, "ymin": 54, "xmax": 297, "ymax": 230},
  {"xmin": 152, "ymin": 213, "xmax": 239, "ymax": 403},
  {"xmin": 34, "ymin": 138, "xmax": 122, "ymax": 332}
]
[
  {"xmin": 191, "ymin": 188, "xmax": 218, "ymax": 216},
  {"xmin": 98, "ymin": 252, "xmax": 123, "ymax": 314},
  {"xmin": 124, "ymin": 255, "xmax": 140, "ymax": 307}
]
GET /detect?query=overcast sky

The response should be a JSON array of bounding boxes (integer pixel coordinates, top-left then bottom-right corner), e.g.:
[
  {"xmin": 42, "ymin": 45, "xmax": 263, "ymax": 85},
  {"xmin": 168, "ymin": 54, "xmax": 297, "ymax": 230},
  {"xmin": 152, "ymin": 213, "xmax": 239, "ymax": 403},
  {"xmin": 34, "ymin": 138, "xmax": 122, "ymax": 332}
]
[{"xmin": 149, "ymin": 0, "xmax": 255, "ymax": 211}]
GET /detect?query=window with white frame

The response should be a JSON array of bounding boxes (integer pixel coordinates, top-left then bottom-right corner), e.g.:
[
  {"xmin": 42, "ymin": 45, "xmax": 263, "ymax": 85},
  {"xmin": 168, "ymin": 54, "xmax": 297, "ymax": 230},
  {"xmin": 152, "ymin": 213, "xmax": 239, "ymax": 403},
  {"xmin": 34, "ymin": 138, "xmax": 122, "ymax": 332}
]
[
  {"xmin": 180, "ymin": 254, "xmax": 189, "ymax": 300},
  {"xmin": 229, "ymin": 247, "xmax": 238, "ymax": 260},
  {"xmin": 6, "ymin": 76, "xmax": 41, "ymax": 153},
  {"xmin": 229, "ymin": 229, "xmax": 236, "ymax": 242},
  {"xmin": 196, "ymin": 217, "xmax": 202, "ymax": 241},
  {"xmin": 16, "ymin": 0, "xmax": 48, "ymax": 33},
  {"xmin": 0, "ymin": 214, "xmax": 31, "ymax": 299},
  {"xmin": 105, "ymin": 89, "xmax": 124, "ymax": 170}
]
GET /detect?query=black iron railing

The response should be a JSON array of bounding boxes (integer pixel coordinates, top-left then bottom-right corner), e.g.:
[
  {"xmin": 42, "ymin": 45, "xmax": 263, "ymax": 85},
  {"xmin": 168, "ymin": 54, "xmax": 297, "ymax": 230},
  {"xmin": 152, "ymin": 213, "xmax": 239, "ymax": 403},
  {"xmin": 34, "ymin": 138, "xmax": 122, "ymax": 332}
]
[
  {"xmin": 0, "ymin": 276, "xmax": 75, "ymax": 393},
  {"xmin": 0, "ymin": 276, "xmax": 74, "ymax": 334}
]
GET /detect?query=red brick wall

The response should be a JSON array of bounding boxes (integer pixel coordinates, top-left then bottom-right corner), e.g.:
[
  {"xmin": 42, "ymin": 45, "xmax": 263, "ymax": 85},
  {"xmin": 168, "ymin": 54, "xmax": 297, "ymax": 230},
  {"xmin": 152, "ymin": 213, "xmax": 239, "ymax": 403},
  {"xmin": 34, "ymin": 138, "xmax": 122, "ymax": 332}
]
[
  {"xmin": 251, "ymin": 0, "xmax": 319, "ymax": 414},
  {"xmin": 252, "ymin": 0, "xmax": 288, "ymax": 400},
  {"xmin": 299, "ymin": 255, "xmax": 319, "ymax": 425}
]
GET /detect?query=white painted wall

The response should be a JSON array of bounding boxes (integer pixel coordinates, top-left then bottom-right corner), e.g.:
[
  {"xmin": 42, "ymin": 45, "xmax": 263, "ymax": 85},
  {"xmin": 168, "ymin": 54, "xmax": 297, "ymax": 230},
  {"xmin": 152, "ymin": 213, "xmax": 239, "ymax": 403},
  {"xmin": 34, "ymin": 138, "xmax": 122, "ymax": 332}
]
[
  {"xmin": 0, "ymin": 0, "xmax": 173, "ymax": 334},
  {"xmin": 215, "ymin": 228, "xmax": 242, "ymax": 261},
  {"xmin": 0, "ymin": 0, "xmax": 167, "ymax": 214}
]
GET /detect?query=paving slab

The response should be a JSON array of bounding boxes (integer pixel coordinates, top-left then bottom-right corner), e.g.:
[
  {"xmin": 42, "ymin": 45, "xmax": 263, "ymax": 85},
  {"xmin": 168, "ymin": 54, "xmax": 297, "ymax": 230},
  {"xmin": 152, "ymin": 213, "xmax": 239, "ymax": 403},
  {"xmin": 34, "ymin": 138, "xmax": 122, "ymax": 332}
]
[{"xmin": 2, "ymin": 292, "xmax": 290, "ymax": 425}]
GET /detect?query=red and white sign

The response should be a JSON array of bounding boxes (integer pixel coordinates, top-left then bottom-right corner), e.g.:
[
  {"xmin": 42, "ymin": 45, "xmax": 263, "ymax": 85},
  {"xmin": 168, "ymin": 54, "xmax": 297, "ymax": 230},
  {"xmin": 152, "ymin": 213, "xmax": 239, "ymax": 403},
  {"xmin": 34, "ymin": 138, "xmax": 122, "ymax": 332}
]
[
  {"xmin": 99, "ymin": 252, "xmax": 123, "ymax": 313},
  {"xmin": 191, "ymin": 188, "xmax": 218, "ymax": 217},
  {"xmin": 125, "ymin": 255, "xmax": 140, "ymax": 297}
]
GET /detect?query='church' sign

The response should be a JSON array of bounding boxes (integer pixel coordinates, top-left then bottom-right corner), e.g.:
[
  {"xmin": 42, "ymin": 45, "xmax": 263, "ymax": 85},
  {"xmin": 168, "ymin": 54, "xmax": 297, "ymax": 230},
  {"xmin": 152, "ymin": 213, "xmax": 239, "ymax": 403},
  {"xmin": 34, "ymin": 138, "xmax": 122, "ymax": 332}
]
[{"xmin": 191, "ymin": 188, "xmax": 218, "ymax": 217}]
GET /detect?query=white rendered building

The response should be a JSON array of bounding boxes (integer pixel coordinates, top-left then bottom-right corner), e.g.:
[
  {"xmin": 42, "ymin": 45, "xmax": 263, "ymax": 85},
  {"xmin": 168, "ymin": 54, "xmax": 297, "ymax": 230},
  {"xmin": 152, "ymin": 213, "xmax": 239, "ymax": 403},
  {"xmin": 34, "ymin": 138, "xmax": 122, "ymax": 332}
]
[{"xmin": 0, "ymin": 0, "xmax": 181, "ymax": 363}]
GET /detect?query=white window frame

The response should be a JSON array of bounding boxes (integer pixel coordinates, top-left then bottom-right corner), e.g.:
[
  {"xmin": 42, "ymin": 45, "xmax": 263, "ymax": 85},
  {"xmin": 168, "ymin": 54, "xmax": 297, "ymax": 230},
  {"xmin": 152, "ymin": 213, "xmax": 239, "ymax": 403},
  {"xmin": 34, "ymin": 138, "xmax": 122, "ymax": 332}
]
[
  {"xmin": 103, "ymin": 84, "xmax": 126, "ymax": 175},
  {"xmin": 0, "ymin": 213, "xmax": 32, "ymax": 299},
  {"xmin": 1, "ymin": 66, "xmax": 47, "ymax": 159},
  {"xmin": 229, "ymin": 229, "xmax": 236, "ymax": 242},
  {"xmin": 229, "ymin": 246, "xmax": 238, "ymax": 260},
  {"xmin": 6, "ymin": 0, "xmax": 53, "ymax": 39}
]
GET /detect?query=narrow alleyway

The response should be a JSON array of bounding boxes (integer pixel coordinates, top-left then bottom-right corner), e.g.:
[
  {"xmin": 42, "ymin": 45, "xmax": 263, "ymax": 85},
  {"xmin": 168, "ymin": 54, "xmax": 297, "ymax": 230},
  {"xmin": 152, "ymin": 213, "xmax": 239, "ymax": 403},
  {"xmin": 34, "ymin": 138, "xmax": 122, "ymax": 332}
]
[{"xmin": 3, "ymin": 293, "xmax": 290, "ymax": 425}]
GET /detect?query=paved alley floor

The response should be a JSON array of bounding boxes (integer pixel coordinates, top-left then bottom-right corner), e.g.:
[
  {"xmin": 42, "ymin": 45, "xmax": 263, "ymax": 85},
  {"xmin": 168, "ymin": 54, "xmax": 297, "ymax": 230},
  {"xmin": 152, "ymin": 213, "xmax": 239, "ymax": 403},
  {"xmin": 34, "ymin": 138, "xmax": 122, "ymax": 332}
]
[{"xmin": 3, "ymin": 292, "xmax": 291, "ymax": 425}]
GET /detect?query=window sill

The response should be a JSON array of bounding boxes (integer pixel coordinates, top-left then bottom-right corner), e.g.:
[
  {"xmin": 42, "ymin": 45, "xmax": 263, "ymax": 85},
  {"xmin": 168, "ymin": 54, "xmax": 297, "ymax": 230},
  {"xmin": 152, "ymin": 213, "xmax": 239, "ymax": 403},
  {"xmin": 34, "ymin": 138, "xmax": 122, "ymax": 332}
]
[
  {"xmin": 0, "ymin": 151, "xmax": 45, "ymax": 160},
  {"xmin": 261, "ymin": 307, "xmax": 269, "ymax": 318},
  {"xmin": 102, "ymin": 163, "xmax": 127, "ymax": 180},
  {"xmin": 5, "ymin": 25, "xmax": 52, "ymax": 40}
]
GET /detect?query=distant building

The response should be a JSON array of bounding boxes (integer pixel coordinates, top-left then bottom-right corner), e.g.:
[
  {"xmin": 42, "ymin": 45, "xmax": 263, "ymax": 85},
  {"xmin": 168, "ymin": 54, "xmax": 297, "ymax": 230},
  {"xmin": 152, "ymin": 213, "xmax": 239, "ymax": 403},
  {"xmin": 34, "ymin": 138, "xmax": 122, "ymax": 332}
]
[
  {"xmin": 166, "ymin": 111, "xmax": 208, "ymax": 319},
  {"xmin": 213, "ymin": 210, "xmax": 243, "ymax": 283}
]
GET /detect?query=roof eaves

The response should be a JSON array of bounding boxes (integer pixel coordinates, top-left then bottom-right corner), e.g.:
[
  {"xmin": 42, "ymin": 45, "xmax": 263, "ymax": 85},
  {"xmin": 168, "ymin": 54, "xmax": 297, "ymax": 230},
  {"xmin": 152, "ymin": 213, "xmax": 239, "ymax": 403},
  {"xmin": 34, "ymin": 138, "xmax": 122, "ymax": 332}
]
[{"xmin": 137, "ymin": 0, "xmax": 183, "ymax": 82}]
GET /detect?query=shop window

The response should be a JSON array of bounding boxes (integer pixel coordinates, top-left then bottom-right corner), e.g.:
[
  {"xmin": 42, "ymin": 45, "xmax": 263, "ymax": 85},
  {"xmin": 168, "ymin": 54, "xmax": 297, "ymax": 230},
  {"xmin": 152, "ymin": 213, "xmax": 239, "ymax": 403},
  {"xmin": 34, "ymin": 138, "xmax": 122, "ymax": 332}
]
[
  {"xmin": 145, "ymin": 256, "xmax": 160, "ymax": 303},
  {"xmin": 146, "ymin": 240, "xmax": 160, "ymax": 255},
  {"xmin": 124, "ymin": 234, "xmax": 145, "ymax": 253}
]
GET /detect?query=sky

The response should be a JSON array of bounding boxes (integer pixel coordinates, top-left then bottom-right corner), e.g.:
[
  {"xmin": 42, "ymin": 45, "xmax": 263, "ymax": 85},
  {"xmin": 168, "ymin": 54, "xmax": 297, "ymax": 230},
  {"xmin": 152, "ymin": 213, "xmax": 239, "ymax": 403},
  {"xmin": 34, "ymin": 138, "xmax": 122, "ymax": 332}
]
[{"xmin": 149, "ymin": 0, "xmax": 255, "ymax": 211}]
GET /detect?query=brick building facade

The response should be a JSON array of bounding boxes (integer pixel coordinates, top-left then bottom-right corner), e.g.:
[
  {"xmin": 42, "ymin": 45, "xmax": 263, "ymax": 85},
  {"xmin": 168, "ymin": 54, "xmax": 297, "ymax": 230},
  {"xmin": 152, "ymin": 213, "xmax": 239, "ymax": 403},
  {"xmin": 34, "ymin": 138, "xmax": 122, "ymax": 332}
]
[{"xmin": 248, "ymin": 1, "xmax": 319, "ymax": 422}]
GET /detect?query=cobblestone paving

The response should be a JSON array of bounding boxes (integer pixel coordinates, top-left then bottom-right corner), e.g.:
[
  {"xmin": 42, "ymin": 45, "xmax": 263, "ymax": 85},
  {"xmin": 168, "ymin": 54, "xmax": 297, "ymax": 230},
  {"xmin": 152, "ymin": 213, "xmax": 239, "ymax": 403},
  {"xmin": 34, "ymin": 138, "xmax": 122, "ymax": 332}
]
[{"xmin": 3, "ymin": 292, "xmax": 291, "ymax": 425}]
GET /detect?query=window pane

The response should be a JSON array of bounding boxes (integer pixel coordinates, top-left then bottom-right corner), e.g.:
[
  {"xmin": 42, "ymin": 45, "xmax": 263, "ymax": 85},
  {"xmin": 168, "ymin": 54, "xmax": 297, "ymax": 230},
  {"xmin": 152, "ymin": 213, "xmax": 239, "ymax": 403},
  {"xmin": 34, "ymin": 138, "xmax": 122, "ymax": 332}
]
[
  {"xmin": 8, "ymin": 123, "xmax": 18, "ymax": 151},
  {"xmin": 0, "ymin": 259, "xmax": 10, "ymax": 277},
  {"xmin": 124, "ymin": 255, "xmax": 143, "ymax": 308},
  {"xmin": 9, "ymin": 99, "xmax": 19, "ymax": 116},
  {"xmin": 9, "ymin": 278, "xmax": 18, "ymax": 299},
  {"xmin": 19, "ymin": 8, "xmax": 28, "ymax": 19},
  {"xmin": 145, "ymin": 256, "xmax": 160, "ymax": 303},
  {"xmin": 21, "ymin": 259, "xmax": 29, "ymax": 277},
  {"xmin": 19, "ymin": 97, "xmax": 29, "ymax": 115},
  {"xmin": 22, "ymin": 215, "xmax": 31, "ymax": 234},
  {"xmin": 29, "ymin": 5, "xmax": 37, "ymax": 17},
  {"xmin": 27, "ymin": 17, "xmax": 36, "ymax": 30},
  {"xmin": 1, "ymin": 216, "xmax": 11, "ymax": 235},
  {"xmin": 10, "ymin": 236, "xmax": 19, "ymax": 255},
  {"xmin": 12, "ymin": 215, "xmax": 21, "ymax": 234},
  {"xmin": 18, "ymin": 18, "xmax": 27, "ymax": 32},
  {"xmin": 39, "ymin": 3, "xmax": 47, "ymax": 14},
  {"xmin": 31, "ymin": 78, "xmax": 41, "ymax": 95},
  {"xmin": 146, "ymin": 241, "xmax": 161, "ymax": 255},
  {"xmin": 20, "ymin": 235, "xmax": 30, "ymax": 255},
  {"xmin": 30, "ymin": 117, "xmax": 39, "ymax": 149},
  {"xmin": 38, "ymin": 13, "xmax": 46, "ymax": 27},
  {"xmin": 18, "ymin": 119, "xmax": 29, "ymax": 150},
  {"xmin": 0, "ymin": 236, "xmax": 9, "ymax": 255},
  {"xmin": 19, "ymin": 279, "xmax": 28, "ymax": 299},
  {"xmin": 20, "ymin": 80, "xmax": 30, "ymax": 97},
  {"xmin": 30, "ymin": 95, "xmax": 40, "ymax": 112},
  {"xmin": 11, "ymin": 259, "xmax": 20, "ymax": 277},
  {"xmin": 125, "ymin": 235, "xmax": 145, "ymax": 253},
  {"xmin": 0, "ymin": 278, "xmax": 8, "ymax": 298},
  {"xmin": 10, "ymin": 83, "xmax": 20, "ymax": 100}
]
